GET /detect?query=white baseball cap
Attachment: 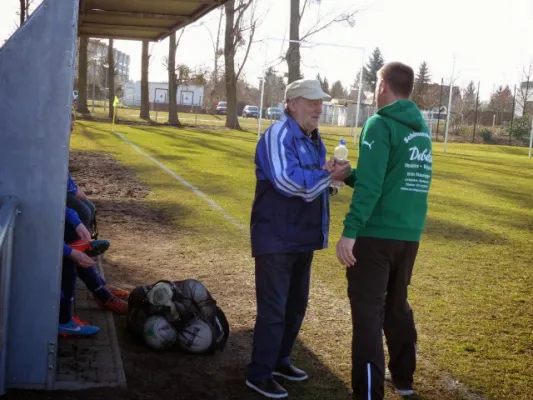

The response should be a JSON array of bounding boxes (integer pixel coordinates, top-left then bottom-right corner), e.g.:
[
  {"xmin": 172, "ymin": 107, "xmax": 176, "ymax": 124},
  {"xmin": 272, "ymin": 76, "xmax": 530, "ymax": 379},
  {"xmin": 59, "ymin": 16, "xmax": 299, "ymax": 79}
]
[{"xmin": 285, "ymin": 79, "xmax": 331, "ymax": 101}]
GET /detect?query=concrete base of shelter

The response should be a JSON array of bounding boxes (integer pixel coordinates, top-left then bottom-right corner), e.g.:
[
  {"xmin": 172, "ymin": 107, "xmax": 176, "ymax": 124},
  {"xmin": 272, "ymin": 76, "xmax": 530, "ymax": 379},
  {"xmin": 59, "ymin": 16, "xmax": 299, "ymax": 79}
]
[{"xmin": 54, "ymin": 257, "xmax": 126, "ymax": 390}]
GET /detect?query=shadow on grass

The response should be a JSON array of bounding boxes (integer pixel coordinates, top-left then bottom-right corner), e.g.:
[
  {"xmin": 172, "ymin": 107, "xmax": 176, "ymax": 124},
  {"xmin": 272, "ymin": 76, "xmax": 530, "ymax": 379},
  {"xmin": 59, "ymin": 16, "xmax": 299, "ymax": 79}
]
[
  {"xmin": 134, "ymin": 124, "xmax": 260, "ymax": 145},
  {"xmin": 440, "ymin": 161, "xmax": 533, "ymax": 182},
  {"xmin": 79, "ymin": 121, "xmax": 258, "ymax": 165},
  {"xmin": 9, "ymin": 326, "xmax": 353, "ymax": 400},
  {"xmin": 93, "ymin": 198, "xmax": 185, "ymax": 230},
  {"xmin": 444, "ymin": 153, "xmax": 533, "ymax": 172},
  {"xmin": 433, "ymin": 170, "xmax": 533, "ymax": 209},
  {"xmin": 429, "ymin": 193, "xmax": 533, "ymax": 233},
  {"xmin": 74, "ymin": 129, "xmax": 249, "ymax": 203},
  {"xmin": 112, "ymin": 323, "xmax": 354, "ymax": 400},
  {"xmin": 116, "ymin": 126, "xmax": 255, "ymax": 162},
  {"xmin": 132, "ymin": 126, "xmax": 257, "ymax": 163},
  {"xmin": 424, "ymin": 216, "xmax": 507, "ymax": 244}
]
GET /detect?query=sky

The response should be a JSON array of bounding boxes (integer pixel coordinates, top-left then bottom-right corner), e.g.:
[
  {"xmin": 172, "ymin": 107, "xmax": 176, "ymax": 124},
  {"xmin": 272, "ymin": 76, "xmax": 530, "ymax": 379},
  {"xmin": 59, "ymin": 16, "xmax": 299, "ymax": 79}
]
[{"xmin": 1, "ymin": 0, "xmax": 532, "ymax": 101}]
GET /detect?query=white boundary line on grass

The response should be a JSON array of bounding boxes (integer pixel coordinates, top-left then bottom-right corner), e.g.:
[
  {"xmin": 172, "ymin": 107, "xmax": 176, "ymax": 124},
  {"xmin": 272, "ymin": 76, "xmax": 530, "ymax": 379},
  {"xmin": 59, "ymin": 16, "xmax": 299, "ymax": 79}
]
[
  {"xmin": 114, "ymin": 130, "xmax": 487, "ymax": 400},
  {"xmin": 114, "ymin": 132, "xmax": 247, "ymax": 232}
]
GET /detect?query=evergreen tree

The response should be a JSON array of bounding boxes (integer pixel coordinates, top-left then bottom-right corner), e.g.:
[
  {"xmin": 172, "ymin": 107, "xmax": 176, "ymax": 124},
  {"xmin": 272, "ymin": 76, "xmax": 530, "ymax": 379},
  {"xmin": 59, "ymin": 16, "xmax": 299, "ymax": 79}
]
[
  {"xmin": 321, "ymin": 76, "xmax": 330, "ymax": 94},
  {"xmin": 363, "ymin": 47, "xmax": 385, "ymax": 94},
  {"xmin": 412, "ymin": 61, "xmax": 431, "ymax": 108},
  {"xmin": 330, "ymin": 80, "xmax": 347, "ymax": 99}
]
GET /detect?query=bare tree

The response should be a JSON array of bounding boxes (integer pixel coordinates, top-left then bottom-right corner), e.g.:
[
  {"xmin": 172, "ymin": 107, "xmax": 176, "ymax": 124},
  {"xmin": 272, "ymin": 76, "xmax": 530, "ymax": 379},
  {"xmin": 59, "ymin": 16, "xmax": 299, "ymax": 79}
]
[
  {"xmin": 76, "ymin": 36, "xmax": 89, "ymax": 113},
  {"xmin": 166, "ymin": 29, "xmax": 186, "ymax": 126},
  {"xmin": 200, "ymin": 7, "xmax": 225, "ymax": 111},
  {"xmin": 287, "ymin": 0, "xmax": 357, "ymax": 83},
  {"xmin": 490, "ymin": 85, "xmax": 513, "ymax": 124},
  {"xmin": 17, "ymin": 0, "xmax": 35, "ymax": 26},
  {"xmin": 224, "ymin": 0, "xmax": 258, "ymax": 129},
  {"xmin": 517, "ymin": 62, "xmax": 533, "ymax": 116},
  {"xmin": 140, "ymin": 40, "xmax": 150, "ymax": 119}
]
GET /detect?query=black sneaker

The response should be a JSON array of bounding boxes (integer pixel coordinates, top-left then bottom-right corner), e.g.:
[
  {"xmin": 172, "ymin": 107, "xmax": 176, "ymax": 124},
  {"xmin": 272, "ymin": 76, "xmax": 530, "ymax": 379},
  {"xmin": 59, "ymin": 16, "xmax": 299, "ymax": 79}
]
[
  {"xmin": 273, "ymin": 364, "xmax": 308, "ymax": 381},
  {"xmin": 245, "ymin": 378, "xmax": 288, "ymax": 398},
  {"xmin": 85, "ymin": 239, "xmax": 110, "ymax": 257},
  {"xmin": 385, "ymin": 369, "xmax": 422, "ymax": 399}
]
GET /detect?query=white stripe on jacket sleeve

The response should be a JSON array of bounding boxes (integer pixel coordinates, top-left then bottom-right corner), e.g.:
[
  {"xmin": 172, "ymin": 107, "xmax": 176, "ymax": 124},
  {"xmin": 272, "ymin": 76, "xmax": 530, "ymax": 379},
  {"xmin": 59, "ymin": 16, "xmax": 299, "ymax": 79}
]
[{"xmin": 266, "ymin": 123, "xmax": 331, "ymax": 202}]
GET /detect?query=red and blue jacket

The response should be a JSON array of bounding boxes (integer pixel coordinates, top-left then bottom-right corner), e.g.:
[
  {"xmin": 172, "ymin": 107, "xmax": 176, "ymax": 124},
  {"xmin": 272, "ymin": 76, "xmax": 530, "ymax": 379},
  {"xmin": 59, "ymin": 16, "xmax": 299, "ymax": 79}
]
[
  {"xmin": 250, "ymin": 115, "xmax": 332, "ymax": 257},
  {"xmin": 63, "ymin": 208, "xmax": 82, "ymax": 257}
]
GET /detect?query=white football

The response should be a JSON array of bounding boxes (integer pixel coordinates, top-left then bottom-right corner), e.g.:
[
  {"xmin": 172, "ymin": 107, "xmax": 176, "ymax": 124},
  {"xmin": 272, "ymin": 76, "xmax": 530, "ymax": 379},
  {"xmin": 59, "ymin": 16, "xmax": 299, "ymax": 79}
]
[
  {"xmin": 178, "ymin": 317, "xmax": 213, "ymax": 353},
  {"xmin": 184, "ymin": 279, "xmax": 210, "ymax": 304},
  {"xmin": 143, "ymin": 315, "xmax": 178, "ymax": 350}
]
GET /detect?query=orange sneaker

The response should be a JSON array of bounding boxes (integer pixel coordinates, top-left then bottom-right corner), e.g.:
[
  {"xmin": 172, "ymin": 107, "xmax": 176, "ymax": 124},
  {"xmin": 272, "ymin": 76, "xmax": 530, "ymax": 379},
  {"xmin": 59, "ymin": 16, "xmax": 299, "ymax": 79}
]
[
  {"xmin": 95, "ymin": 296, "xmax": 128, "ymax": 315},
  {"xmin": 105, "ymin": 284, "xmax": 130, "ymax": 300},
  {"xmin": 72, "ymin": 316, "xmax": 88, "ymax": 326}
]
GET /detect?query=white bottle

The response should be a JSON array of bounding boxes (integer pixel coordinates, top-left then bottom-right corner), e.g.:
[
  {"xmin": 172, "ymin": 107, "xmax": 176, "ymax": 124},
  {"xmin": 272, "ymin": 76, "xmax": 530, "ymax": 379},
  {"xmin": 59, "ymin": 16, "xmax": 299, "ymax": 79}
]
[
  {"xmin": 334, "ymin": 138, "xmax": 349, "ymax": 160},
  {"xmin": 331, "ymin": 138, "xmax": 348, "ymax": 189}
]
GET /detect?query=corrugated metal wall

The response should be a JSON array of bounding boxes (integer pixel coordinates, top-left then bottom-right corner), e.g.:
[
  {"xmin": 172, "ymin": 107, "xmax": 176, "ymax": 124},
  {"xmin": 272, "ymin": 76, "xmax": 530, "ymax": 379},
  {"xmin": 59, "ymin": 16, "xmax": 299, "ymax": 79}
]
[{"xmin": 0, "ymin": 0, "xmax": 79, "ymax": 389}]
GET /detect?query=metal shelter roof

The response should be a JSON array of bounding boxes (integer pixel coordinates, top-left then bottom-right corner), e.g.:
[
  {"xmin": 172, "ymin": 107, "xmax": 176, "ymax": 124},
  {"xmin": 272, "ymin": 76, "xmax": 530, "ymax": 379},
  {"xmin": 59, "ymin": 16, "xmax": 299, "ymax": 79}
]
[{"xmin": 78, "ymin": 0, "xmax": 226, "ymax": 41}]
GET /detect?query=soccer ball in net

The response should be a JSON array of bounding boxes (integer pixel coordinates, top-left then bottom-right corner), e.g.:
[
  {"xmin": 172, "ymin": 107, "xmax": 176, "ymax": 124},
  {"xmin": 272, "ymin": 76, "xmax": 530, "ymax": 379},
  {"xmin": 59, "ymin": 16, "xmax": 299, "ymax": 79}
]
[
  {"xmin": 178, "ymin": 317, "xmax": 213, "ymax": 354},
  {"xmin": 142, "ymin": 315, "xmax": 178, "ymax": 350}
]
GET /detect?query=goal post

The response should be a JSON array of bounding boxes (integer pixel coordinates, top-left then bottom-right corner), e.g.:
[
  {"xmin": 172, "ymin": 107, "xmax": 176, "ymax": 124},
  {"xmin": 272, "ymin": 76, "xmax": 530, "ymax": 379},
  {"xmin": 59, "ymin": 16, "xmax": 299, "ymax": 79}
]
[{"xmin": 256, "ymin": 38, "xmax": 365, "ymax": 146}]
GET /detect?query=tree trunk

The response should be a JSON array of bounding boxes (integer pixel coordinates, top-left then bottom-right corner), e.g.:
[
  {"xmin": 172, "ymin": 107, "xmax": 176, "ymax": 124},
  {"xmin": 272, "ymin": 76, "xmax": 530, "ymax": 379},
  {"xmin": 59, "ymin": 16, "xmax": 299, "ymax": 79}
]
[
  {"xmin": 286, "ymin": 0, "xmax": 301, "ymax": 84},
  {"xmin": 168, "ymin": 32, "xmax": 180, "ymax": 126},
  {"xmin": 522, "ymin": 83, "xmax": 530, "ymax": 117},
  {"xmin": 209, "ymin": 7, "xmax": 224, "ymax": 113},
  {"xmin": 140, "ymin": 40, "xmax": 150, "ymax": 120},
  {"xmin": 76, "ymin": 36, "xmax": 89, "ymax": 113},
  {"xmin": 107, "ymin": 39, "xmax": 115, "ymax": 119},
  {"xmin": 224, "ymin": 1, "xmax": 241, "ymax": 130},
  {"xmin": 19, "ymin": 0, "xmax": 26, "ymax": 26}
]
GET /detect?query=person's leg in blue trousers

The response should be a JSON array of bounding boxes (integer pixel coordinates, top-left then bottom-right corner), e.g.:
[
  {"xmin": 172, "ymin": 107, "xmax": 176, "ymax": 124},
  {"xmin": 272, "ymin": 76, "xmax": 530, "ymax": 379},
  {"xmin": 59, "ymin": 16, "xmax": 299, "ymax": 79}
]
[
  {"xmin": 66, "ymin": 193, "xmax": 95, "ymax": 228},
  {"xmin": 59, "ymin": 257, "xmax": 77, "ymax": 324},
  {"xmin": 64, "ymin": 222, "xmax": 111, "ymax": 303},
  {"xmin": 76, "ymin": 265, "xmax": 111, "ymax": 303},
  {"xmin": 277, "ymin": 252, "xmax": 313, "ymax": 368},
  {"xmin": 247, "ymin": 252, "xmax": 313, "ymax": 383}
]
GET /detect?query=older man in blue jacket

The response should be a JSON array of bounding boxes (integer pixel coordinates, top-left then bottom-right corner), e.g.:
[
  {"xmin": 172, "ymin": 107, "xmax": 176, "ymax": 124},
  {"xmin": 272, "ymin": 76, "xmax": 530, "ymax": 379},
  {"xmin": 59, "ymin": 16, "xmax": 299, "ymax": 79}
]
[{"xmin": 246, "ymin": 79, "xmax": 350, "ymax": 398}]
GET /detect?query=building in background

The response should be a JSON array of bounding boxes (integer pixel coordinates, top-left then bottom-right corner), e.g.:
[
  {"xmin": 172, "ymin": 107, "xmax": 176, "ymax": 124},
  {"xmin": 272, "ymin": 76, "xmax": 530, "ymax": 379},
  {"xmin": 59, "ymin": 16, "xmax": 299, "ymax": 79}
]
[
  {"xmin": 75, "ymin": 39, "xmax": 131, "ymax": 94},
  {"xmin": 320, "ymin": 95, "xmax": 375, "ymax": 127},
  {"xmin": 87, "ymin": 39, "xmax": 130, "ymax": 86},
  {"xmin": 122, "ymin": 81, "xmax": 205, "ymax": 110},
  {"xmin": 88, "ymin": 39, "xmax": 130, "ymax": 83}
]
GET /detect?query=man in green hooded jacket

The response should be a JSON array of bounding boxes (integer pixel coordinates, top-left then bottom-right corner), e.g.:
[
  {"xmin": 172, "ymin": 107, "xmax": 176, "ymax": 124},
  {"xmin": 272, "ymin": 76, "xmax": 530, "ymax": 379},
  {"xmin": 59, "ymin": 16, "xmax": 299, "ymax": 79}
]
[{"xmin": 336, "ymin": 62, "xmax": 432, "ymax": 399}]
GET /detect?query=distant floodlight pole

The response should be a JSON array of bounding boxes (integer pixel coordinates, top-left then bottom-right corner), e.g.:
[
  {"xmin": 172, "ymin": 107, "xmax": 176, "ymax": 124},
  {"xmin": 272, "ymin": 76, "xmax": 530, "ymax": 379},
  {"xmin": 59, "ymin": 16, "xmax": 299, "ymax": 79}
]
[
  {"xmin": 257, "ymin": 40, "xmax": 269, "ymax": 140},
  {"xmin": 354, "ymin": 58, "xmax": 364, "ymax": 145},
  {"xmin": 529, "ymin": 118, "xmax": 533, "ymax": 159},
  {"xmin": 443, "ymin": 54, "xmax": 455, "ymax": 153},
  {"xmin": 257, "ymin": 37, "xmax": 365, "ymax": 143}
]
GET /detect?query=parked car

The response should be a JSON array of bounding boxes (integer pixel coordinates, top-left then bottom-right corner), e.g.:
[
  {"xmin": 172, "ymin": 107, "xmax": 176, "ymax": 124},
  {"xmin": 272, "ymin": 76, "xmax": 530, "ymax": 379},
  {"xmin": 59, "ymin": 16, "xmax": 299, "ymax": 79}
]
[
  {"xmin": 266, "ymin": 107, "xmax": 283, "ymax": 120},
  {"xmin": 216, "ymin": 101, "xmax": 227, "ymax": 115},
  {"xmin": 242, "ymin": 105, "xmax": 260, "ymax": 118}
]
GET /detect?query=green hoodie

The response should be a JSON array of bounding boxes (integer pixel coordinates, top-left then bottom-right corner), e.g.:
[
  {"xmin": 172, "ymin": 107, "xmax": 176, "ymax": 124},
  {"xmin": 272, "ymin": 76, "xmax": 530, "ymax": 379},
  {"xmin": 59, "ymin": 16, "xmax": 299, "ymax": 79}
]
[{"xmin": 342, "ymin": 99, "xmax": 432, "ymax": 242}]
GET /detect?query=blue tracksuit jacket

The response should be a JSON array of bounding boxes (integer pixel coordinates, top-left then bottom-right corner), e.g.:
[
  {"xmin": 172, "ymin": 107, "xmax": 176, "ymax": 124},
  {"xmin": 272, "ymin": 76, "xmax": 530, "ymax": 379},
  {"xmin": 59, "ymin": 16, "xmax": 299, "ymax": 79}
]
[
  {"xmin": 63, "ymin": 208, "xmax": 82, "ymax": 257},
  {"xmin": 250, "ymin": 115, "xmax": 332, "ymax": 257},
  {"xmin": 67, "ymin": 172, "xmax": 78, "ymax": 195}
]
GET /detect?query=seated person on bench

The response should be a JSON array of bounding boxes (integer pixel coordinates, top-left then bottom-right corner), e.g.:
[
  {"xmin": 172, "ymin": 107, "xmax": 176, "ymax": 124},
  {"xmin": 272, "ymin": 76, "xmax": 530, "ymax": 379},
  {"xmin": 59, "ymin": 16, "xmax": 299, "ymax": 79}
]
[{"xmin": 63, "ymin": 208, "xmax": 129, "ymax": 318}]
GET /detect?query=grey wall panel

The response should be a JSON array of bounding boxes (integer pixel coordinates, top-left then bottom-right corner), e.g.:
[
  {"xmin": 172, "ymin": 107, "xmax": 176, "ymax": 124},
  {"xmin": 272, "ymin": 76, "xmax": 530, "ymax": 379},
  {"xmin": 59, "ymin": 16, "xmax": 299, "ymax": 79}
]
[{"xmin": 0, "ymin": 0, "xmax": 79, "ymax": 388}]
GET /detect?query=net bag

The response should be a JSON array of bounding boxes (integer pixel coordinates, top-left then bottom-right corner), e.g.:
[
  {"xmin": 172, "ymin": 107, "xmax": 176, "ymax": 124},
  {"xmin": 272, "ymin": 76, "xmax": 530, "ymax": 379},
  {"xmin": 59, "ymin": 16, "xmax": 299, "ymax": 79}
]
[{"xmin": 127, "ymin": 278, "xmax": 229, "ymax": 353}]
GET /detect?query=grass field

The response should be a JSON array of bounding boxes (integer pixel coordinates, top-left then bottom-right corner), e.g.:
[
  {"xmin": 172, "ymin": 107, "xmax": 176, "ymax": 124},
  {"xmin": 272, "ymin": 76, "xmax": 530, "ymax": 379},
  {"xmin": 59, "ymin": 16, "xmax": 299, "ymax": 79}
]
[
  {"xmin": 70, "ymin": 120, "xmax": 532, "ymax": 400},
  {"xmin": 82, "ymin": 105, "xmax": 357, "ymax": 137}
]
